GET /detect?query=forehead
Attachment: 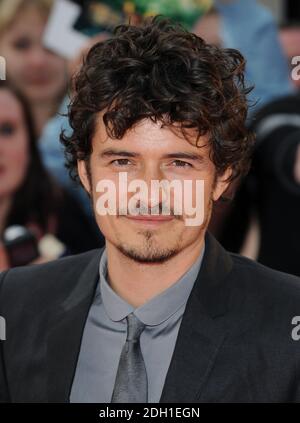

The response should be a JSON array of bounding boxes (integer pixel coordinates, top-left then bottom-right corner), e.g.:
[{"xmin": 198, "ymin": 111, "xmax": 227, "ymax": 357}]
[
  {"xmin": 280, "ymin": 27, "xmax": 300, "ymax": 42},
  {"xmin": 280, "ymin": 28, "xmax": 300, "ymax": 56},
  {"xmin": 3, "ymin": 6, "xmax": 46, "ymax": 39},
  {"xmin": 92, "ymin": 115, "xmax": 210, "ymax": 155}
]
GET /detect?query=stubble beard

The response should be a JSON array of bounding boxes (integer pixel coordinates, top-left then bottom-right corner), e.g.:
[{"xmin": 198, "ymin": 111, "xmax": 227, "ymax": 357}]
[{"xmin": 114, "ymin": 197, "xmax": 213, "ymax": 264}]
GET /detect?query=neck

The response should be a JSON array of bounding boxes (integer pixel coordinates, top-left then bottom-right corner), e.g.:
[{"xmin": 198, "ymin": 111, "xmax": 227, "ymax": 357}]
[
  {"xmin": 106, "ymin": 236, "xmax": 205, "ymax": 308},
  {"xmin": 0, "ymin": 195, "xmax": 12, "ymax": 235}
]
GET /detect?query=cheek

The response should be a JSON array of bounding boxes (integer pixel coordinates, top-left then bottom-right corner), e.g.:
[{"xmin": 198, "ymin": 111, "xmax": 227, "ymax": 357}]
[
  {"xmin": 91, "ymin": 173, "xmax": 131, "ymax": 240},
  {"xmin": 3, "ymin": 57, "xmax": 29, "ymax": 95},
  {"xmin": 199, "ymin": 165, "xmax": 217, "ymax": 200},
  {"xmin": 0, "ymin": 137, "xmax": 29, "ymax": 195},
  {"xmin": 11, "ymin": 142, "xmax": 28, "ymax": 166},
  {"xmin": 94, "ymin": 214, "xmax": 120, "ymax": 246},
  {"xmin": 0, "ymin": 47, "xmax": 25, "ymax": 81},
  {"xmin": 46, "ymin": 55, "xmax": 67, "ymax": 80},
  {"xmin": 92, "ymin": 174, "xmax": 120, "ymax": 220},
  {"xmin": 48, "ymin": 55, "xmax": 66, "ymax": 71},
  {"xmin": 203, "ymin": 177, "xmax": 215, "ymax": 202},
  {"xmin": 184, "ymin": 173, "xmax": 214, "ymax": 208}
]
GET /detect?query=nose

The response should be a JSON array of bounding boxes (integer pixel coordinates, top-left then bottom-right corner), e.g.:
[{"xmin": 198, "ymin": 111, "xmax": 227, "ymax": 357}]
[
  {"xmin": 139, "ymin": 164, "xmax": 165, "ymax": 211},
  {"xmin": 28, "ymin": 46, "xmax": 49, "ymax": 69}
]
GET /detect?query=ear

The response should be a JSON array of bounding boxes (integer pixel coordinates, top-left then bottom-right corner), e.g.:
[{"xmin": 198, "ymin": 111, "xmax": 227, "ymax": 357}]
[
  {"xmin": 77, "ymin": 160, "xmax": 91, "ymax": 195},
  {"xmin": 212, "ymin": 167, "xmax": 233, "ymax": 201}
]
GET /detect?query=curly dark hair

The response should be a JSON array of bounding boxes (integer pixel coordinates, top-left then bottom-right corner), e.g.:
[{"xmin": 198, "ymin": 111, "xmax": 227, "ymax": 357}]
[{"xmin": 61, "ymin": 16, "xmax": 254, "ymax": 184}]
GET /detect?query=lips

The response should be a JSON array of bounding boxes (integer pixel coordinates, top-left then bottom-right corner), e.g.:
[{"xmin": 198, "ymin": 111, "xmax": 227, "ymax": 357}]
[
  {"xmin": 124, "ymin": 215, "xmax": 175, "ymax": 224},
  {"xmin": 28, "ymin": 79, "xmax": 51, "ymax": 85},
  {"xmin": 25, "ymin": 74, "xmax": 52, "ymax": 85}
]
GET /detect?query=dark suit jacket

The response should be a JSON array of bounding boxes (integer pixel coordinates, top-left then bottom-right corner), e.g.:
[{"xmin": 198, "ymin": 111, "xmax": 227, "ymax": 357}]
[{"xmin": 1, "ymin": 232, "xmax": 300, "ymax": 403}]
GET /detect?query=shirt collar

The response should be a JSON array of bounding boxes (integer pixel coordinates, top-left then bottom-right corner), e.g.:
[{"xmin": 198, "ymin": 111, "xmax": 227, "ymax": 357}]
[{"xmin": 99, "ymin": 244, "xmax": 205, "ymax": 326}]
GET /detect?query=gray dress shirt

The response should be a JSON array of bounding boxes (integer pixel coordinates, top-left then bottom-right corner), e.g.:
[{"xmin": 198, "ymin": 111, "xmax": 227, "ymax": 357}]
[{"xmin": 70, "ymin": 244, "xmax": 205, "ymax": 403}]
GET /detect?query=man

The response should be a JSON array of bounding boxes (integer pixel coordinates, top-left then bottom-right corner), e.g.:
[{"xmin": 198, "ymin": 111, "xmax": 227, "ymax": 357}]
[{"xmin": 1, "ymin": 17, "xmax": 300, "ymax": 403}]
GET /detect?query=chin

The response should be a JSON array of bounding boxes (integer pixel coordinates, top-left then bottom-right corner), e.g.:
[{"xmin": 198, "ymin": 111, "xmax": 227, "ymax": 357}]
[
  {"xmin": 117, "ymin": 246, "xmax": 180, "ymax": 264},
  {"xmin": 115, "ymin": 235, "xmax": 181, "ymax": 264}
]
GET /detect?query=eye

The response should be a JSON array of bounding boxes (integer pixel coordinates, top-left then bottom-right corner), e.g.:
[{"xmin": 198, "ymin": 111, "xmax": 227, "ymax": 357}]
[
  {"xmin": 0, "ymin": 122, "xmax": 15, "ymax": 136},
  {"xmin": 172, "ymin": 160, "xmax": 193, "ymax": 168},
  {"xmin": 13, "ymin": 37, "xmax": 32, "ymax": 51},
  {"xmin": 111, "ymin": 158, "xmax": 132, "ymax": 166}
]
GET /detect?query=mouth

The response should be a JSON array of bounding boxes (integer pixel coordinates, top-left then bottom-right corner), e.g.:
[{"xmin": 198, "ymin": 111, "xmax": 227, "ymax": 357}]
[
  {"xmin": 26, "ymin": 75, "xmax": 52, "ymax": 85},
  {"xmin": 123, "ymin": 215, "xmax": 176, "ymax": 226}
]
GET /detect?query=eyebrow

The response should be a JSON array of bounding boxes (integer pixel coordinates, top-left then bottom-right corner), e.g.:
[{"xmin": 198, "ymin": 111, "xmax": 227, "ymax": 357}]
[
  {"xmin": 99, "ymin": 149, "xmax": 205, "ymax": 162},
  {"xmin": 99, "ymin": 149, "xmax": 140, "ymax": 159},
  {"xmin": 162, "ymin": 152, "xmax": 205, "ymax": 163}
]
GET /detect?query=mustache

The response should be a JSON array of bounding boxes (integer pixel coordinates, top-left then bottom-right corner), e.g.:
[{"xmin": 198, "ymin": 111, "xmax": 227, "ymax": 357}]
[{"xmin": 117, "ymin": 201, "xmax": 182, "ymax": 219}]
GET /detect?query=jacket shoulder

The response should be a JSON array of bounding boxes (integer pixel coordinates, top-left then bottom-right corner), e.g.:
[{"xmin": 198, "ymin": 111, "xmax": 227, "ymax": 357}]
[
  {"xmin": 0, "ymin": 249, "xmax": 103, "ymax": 313},
  {"xmin": 229, "ymin": 252, "xmax": 300, "ymax": 312}
]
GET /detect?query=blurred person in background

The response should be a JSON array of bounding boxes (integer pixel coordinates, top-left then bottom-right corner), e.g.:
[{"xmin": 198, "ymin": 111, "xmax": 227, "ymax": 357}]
[
  {"xmin": 197, "ymin": 3, "xmax": 300, "ymax": 276},
  {"xmin": 194, "ymin": 0, "xmax": 300, "ymax": 271},
  {"xmin": 36, "ymin": 0, "xmax": 211, "ymax": 210},
  {"xmin": 194, "ymin": 0, "xmax": 294, "ymax": 113},
  {"xmin": 0, "ymin": 80, "xmax": 104, "ymax": 271},
  {"xmin": 39, "ymin": 34, "xmax": 110, "ymax": 217},
  {"xmin": 220, "ymin": 93, "xmax": 300, "ymax": 277},
  {"xmin": 0, "ymin": 0, "xmax": 68, "ymax": 137},
  {"xmin": 279, "ymin": 22, "xmax": 300, "ymax": 90},
  {"xmin": 0, "ymin": 0, "xmax": 96, "ymax": 216}
]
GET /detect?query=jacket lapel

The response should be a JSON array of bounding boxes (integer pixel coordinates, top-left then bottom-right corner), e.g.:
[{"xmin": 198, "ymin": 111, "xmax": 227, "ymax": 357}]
[
  {"xmin": 46, "ymin": 249, "xmax": 104, "ymax": 402},
  {"xmin": 159, "ymin": 232, "xmax": 233, "ymax": 403}
]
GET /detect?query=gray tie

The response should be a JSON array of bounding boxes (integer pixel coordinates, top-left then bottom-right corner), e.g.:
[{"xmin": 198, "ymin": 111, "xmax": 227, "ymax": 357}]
[{"xmin": 111, "ymin": 312, "xmax": 148, "ymax": 403}]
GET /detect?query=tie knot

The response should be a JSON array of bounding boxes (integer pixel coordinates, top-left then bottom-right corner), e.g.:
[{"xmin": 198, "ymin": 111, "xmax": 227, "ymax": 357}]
[{"xmin": 126, "ymin": 313, "xmax": 145, "ymax": 342}]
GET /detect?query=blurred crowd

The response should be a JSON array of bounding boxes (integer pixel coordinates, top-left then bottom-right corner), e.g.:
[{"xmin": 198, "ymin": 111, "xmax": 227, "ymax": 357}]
[{"xmin": 0, "ymin": 0, "xmax": 300, "ymax": 276}]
